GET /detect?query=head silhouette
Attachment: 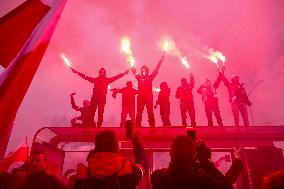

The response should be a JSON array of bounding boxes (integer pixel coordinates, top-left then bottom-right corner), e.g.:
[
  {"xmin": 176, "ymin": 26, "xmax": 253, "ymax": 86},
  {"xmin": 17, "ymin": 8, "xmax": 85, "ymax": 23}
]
[
  {"xmin": 99, "ymin": 68, "xmax": 106, "ymax": 77},
  {"xmin": 170, "ymin": 135, "xmax": 197, "ymax": 163},
  {"xmin": 141, "ymin": 65, "xmax": 149, "ymax": 77},
  {"xmin": 95, "ymin": 130, "xmax": 118, "ymax": 153}
]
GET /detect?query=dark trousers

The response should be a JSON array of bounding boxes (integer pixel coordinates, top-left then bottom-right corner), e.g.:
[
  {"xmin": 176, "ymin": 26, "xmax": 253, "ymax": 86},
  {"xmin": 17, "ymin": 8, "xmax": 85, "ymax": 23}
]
[
  {"xmin": 136, "ymin": 95, "xmax": 155, "ymax": 127},
  {"xmin": 231, "ymin": 102, "xmax": 249, "ymax": 126},
  {"xmin": 121, "ymin": 105, "xmax": 135, "ymax": 127},
  {"xmin": 160, "ymin": 104, "xmax": 171, "ymax": 126},
  {"xmin": 91, "ymin": 96, "xmax": 105, "ymax": 127},
  {"xmin": 180, "ymin": 101, "xmax": 196, "ymax": 127},
  {"xmin": 205, "ymin": 101, "xmax": 223, "ymax": 126},
  {"xmin": 92, "ymin": 103, "xmax": 105, "ymax": 127}
]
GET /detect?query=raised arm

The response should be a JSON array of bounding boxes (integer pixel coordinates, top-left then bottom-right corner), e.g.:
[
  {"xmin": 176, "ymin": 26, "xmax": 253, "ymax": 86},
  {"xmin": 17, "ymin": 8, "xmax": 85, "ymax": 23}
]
[
  {"xmin": 219, "ymin": 71, "xmax": 230, "ymax": 88},
  {"xmin": 132, "ymin": 135, "xmax": 148, "ymax": 174},
  {"xmin": 189, "ymin": 71, "xmax": 195, "ymax": 89},
  {"xmin": 108, "ymin": 70, "xmax": 129, "ymax": 83},
  {"xmin": 110, "ymin": 88, "xmax": 122, "ymax": 99},
  {"xmin": 71, "ymin": 68, "xmax": 94, "ymax": 83},
  {"xmin": 70, "ymin": 93, "xmax": 80, "ymax": 111},
  {"xmin": 130, "ymin": 68, "xmax": 140, "ymax": 81},
  {"xmin": 225, "ymin": 147, "xmax": 243, "ymax": 184},
  {"xmin": 151, "ymin": 54, "xmax": 164, "ymax": 79},
  {"xmin": 213, "ymin": 72, "xmax": 223, "ymax": 89}
]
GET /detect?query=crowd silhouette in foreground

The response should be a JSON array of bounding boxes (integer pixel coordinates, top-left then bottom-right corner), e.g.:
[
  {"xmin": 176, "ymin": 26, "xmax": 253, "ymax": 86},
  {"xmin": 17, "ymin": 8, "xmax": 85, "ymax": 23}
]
[{"xmin": 1, "ymin": 129, "xmax": 283, "ymax": 189}]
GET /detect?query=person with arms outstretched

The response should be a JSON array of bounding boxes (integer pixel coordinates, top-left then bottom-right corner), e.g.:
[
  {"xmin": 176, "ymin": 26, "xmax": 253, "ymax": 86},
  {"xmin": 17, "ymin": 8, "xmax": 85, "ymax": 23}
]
[{"xmin": 71, "ymin": 67, "xmax": 128, "ymax": 127}]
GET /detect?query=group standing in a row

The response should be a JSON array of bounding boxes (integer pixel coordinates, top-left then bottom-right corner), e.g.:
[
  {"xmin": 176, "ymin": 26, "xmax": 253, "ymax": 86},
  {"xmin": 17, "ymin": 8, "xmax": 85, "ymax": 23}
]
[{"xmin": 69, "ymin": 55, "xmax": 252, "ymax": 127}]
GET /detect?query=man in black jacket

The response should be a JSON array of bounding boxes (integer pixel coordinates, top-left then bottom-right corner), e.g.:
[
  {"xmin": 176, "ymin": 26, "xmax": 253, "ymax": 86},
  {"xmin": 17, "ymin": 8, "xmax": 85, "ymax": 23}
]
[
  {"xmin": 220, "ymin": 71, "xmax": 252, "ymax": 126},
  {"xmin": 111, "ymin": 81, "xmax": 138, "ymax": 127},
  {"xmin": 71, "ymin": 67, "xmax": 129, "ymax": 127},
  {"xmin": 151, "ymin": 135, "xmax": 233, "ymax": 189},
  {"xmin": 175, "ymin": 71, "xmax": 196, "ymax": 127},
  {"xmin": 197, "ymin": 73, "xmax": 223, "ymax": 126},
  {"xmin": 131, "ymin": 55, "xmax": 164, "ymax": 127},
  {"xmin": 21, "ymin": 152, "xmax": 66, "ymax": 189},
  {"xmin": 74, "ymin": 130, "xmax": 148, "ymax": 189}
]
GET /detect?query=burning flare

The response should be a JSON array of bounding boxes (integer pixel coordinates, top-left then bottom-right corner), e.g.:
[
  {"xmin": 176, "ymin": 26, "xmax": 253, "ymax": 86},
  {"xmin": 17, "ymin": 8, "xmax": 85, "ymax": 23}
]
[
  {"xmin": 160, "ymin": 38, "xmax": 175, "ymax": 53},
  {"xmin": 60, "ymin": 53, "xmax": 72, "ymax": 67},
  {"xmin": 120, "ymin": 37, "xmax": 135, "ymax": 67},
  {"xmin": 180, "ymin": 56, "xmax": 190, "ymax": 69},
  {"xmin": 208, "ymin": 49, "xmax": 226, "ymax": 68},
  {"xmin": 163, "ymin": 40, "xmax": 170, "ymax": 53}
]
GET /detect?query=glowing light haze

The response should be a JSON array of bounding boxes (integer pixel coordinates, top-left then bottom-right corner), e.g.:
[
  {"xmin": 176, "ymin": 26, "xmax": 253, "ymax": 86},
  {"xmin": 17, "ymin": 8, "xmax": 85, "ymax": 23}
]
[{"xmin": 0, "ymin": 0, "xmax": 284, "ymax": 152}]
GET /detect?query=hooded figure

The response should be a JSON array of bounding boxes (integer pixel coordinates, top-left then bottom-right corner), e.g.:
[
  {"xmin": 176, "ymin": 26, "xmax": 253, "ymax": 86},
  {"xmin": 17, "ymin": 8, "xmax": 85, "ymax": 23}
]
[{"xmin": 74, "ymin": 130, "xmax": 148, "ymax": 189}]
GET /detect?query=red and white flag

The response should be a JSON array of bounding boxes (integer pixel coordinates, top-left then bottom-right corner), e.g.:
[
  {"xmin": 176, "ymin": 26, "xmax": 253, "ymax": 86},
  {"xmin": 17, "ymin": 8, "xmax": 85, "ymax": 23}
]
[
  {"xmin": 0, "ymin": 0, "xmax": 67, "ymax": 158},
  {"xmin": 0, "ymin": 143, "xmax": 29, "ymax": 173}
]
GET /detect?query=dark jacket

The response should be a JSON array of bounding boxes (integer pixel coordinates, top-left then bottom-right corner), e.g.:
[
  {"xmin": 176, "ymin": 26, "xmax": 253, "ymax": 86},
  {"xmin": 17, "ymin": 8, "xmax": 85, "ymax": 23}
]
[
  {"xmin": 175, "ymin": 73, "xmax": 195, "ymax": 103},
  {"xmin": 151, "ymin": 161, "xmax": 233, "ymax": 189},
  {"xmin": 197, "ymin": 73, "xmax": 222, "ymax": 105},
  {"xmin": 21, "ymin": 171, "xmax": 66, "ymax": 189},
  {"xmin": 220, "ymin": 73, "xmax": 252, "ymax": 106},
  {"xmin": 75, "ymin": 71, "xmax": 126, "ymax": 104},
  {"xmin": 113, "ymin": 87, "xmax": 138, "ymax": 107},
  {"xmin": 135, "ymin": 60, "xmax": 163, "ymax": 96},
  {"xmin": 156, "ymin": 88, "xmax": 170, "ymax": 107},
  {"xmin": 199, "ymin": 158, "xmax": 243, "ymax": 185}
]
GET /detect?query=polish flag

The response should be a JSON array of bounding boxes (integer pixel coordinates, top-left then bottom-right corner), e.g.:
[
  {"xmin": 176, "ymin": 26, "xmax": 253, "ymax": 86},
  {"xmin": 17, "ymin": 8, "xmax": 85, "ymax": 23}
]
[
  {"xmin": 0, "ymin": 143, "xmax": 29, "ymax": 173},
  {"xmin": 0, "ymin": 0, "xmax": 67, "ymax": 158}
]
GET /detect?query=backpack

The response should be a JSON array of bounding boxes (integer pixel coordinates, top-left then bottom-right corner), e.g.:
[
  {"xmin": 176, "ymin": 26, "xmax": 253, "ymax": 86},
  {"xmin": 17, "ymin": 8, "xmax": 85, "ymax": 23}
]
[{"xmin": 76, "ymin": 162, "xmax": 126, "ymax": 189}]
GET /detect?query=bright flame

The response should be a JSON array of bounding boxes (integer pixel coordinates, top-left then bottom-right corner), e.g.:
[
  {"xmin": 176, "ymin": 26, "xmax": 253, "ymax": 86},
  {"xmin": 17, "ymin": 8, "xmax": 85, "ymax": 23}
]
[
  {"xmin": 127, "ymin": 56, "xmax": 135, "ymax": 67},
  {"xmin": 208, "ymin": 50, "xmax": 226, "ymax": 66},
  {"xmin": 108, "ymin": 85, "xmax": 111, "ymax": 90},
  {"xmin": 163, "ymin": 40, "xmax": 170, "ymax": 52},
  {"xmin": 120, "ymin": 37, "xmax": 135, "ymax": 67},
  {"xmin": 60, "ymin": 53, "xmax": 72, "ymax": 67},
  {"xmin": 181, "ymin": 56, "xmax": 190, "ymax": 69},
  {"xmin": 121, "ymin": 37, "xmax": 131, "ymax": 54},
  {"xmin": 161, "ymin": 38, "xmax": 176, "ymax": 53}
]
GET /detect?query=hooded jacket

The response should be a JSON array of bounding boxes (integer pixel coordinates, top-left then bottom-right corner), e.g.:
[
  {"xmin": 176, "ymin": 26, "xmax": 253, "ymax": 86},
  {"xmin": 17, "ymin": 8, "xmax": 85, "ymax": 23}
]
[{"xmin": 74, "ymin": 137, "xmax": 147, "ymax": 189}]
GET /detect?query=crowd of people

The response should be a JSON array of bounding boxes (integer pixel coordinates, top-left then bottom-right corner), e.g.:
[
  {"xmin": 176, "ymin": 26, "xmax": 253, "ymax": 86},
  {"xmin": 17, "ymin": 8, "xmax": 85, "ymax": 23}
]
[
  {"xmin": 70, "ymin": 56, "xmax": 252, "ymax": 127},
  {"xmin": 1, "ymin": 129, "xmax": 282, "ymax": 189}
]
